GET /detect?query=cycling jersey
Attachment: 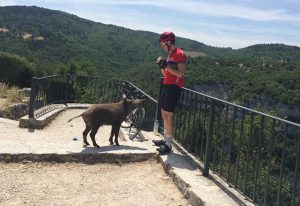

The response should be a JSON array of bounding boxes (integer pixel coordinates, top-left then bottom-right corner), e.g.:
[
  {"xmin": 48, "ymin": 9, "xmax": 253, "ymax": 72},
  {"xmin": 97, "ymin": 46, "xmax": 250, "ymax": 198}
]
[{"xmin": 163, "ymin": 48, "xmax": 186, "ymax": 88}]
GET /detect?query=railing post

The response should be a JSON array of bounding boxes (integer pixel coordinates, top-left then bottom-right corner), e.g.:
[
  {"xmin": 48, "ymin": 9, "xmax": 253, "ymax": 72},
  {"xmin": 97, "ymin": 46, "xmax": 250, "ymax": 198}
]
[
  {"xmin": 28, "ymin": 77, "xmax": 38, "ymax": 118},
  {"xmin": 154, "ymin": 78, "xmax": 164, "ymax": 132},
  {"xmin": 64, "ymin": 74, "xmax": 69, "ymax": 105},
  {"xmin": 203, "ymin": 99, "xmax": 216, "ymax": 177}
]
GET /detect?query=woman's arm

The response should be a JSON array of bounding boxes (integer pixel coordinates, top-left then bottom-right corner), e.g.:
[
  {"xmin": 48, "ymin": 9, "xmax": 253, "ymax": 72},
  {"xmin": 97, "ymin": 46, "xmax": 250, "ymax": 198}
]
[{"xmin": 166, "ymin": 63, "xmax": 185, "ymax": 77}]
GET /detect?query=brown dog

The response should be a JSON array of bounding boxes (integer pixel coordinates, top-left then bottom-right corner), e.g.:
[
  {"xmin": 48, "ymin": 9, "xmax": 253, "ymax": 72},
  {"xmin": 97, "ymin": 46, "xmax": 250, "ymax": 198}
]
[{"xmin": 68, "ymin": 99, "xmax": 145, "ymax": 148}]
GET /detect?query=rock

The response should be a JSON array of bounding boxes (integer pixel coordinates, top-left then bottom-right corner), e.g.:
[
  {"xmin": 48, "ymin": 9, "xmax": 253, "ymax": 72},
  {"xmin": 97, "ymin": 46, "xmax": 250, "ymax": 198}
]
[
  {"xmin": 0, "ymin": 103, "xmax": 28, "ymax": 120},
  {"xmin": 21, "ymin": 88, "xmax": 31, "ymax": 97}
]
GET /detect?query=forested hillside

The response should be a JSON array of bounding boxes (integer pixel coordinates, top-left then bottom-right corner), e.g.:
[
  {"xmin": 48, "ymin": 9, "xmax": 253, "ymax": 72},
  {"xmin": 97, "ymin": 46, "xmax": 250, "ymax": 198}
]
[{"xmin": 1, "ymin": 6, "xmax": 300, "ymax": 121}]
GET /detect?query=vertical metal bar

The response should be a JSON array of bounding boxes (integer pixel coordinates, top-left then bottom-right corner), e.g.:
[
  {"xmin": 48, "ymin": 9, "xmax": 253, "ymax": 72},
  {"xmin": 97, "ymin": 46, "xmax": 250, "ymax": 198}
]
[
  {"xmin": 93, "ymin": 77, "xmax": 97, "ymax": 101},
  {"xmin": 195, "ymin": 95, "xmax": 203, "ymax": 155},
  {"xmin": 77, "ymin": 76, "xmax": 81, "ymax": 101},
  {"xmin": 44, "ymin": 78, "xmax": 48, "ymax": 106},
  {"xmin": 115, "ymin": 80, "xmax": 119, "ymax": 101},
  {"xmin": 58, "ymin": 75, "xmax": 61, "ymax": 102},
  {"xmin": 57, "ymin": 76, "xmax": 60, "ymax": 103},
  {"xmin": 98, "ymin": 77, "xmax": 102, "ymax": 101},
  {"xmin": 227, "ymin": 106, "xmax": 237, "ymax": 181},
  {"xmin": 178, "ymin": 89, "xmax": 185, "ymax": 143},
  {"xmin": 115, "ymin": 79, "xmax": 119, "ymax": 101},
  {"xmin": 102, "ymin": 77, "xmax": 106, "ymax": 98},
  {"xmin": 35, "ymin": 83, "xmax": 42, "ymax": 109},
  {"xmin": 212, "ymin": 103, "xmax": 222, "ymax": 171},
  {"xmin": 155, "ymin": 78, "xmax": 163, "ymax": 133},
  {"xmin": 276, "ymin": 124, "xmax": 288, "ymax": 206},
  {"xmin": 50, "ymin": 76, "xmax": 55, "ymax": 104},
  {"xmin": 220, "ymin": 105, "xmax": 229, "ymax": 176},
  {"xmin": 263, "ymin": 119, "xmax": 276, "ymax": 205},
  {"xmin": 108, "ymin": 78, "xmax": 112, "ymax": 102},
  {"xmin": 109, "ymin": 78, "xmax": 112, "ymax": 101},
  {"xmin": 243, "ymin": 112, "xmax": 254, "ymax": 194},
  {"xmin": 89, "ymin": 77, "xmax": 93, "ymax": 100},
  {"xmin": 174, "ymin": 108, "xmax": 179, "ymax": 138},
  {"xmin": 177, "ymin": 89, "xmax": 185, "ymax": 144},
  {"xmin": 99, "ymin": 78, "xmax": 103, "ymax": 96},
  {"xmin": 48, "ymin": 77, "xmax": 52, "ymax": 104},
  {"xmin": 234, "ymin": 109, "xmax": 245, "ymax": 187},
  {"xmin": 46, "ymin": 78, "xmax": 51, "ymax": 105},
  {"xmin": 61, "ymin": 75, "xmax": 64, "ymax": 103},
  {"xmin": 54, "ymin": 76, "xmax": 59, "ymax": 103},
  {"xmin": 174, "ymin": 90, "xmax": 181, "ymax": 139},
  {"xmin": 200, "ymin": 97, "xmax": 208, "ymax": 159},
  {"xmin": 53, "ymin": 76, "xmax": 57, "ymax": 103},
  {"xmin": 94, "ymin": 76, "xmax": 98, "ymax": 103},
  {"xmin": 203, "ymin": 100, "xmax": 215, "ymax": 177},
  {"xmin": 182, "ymin": 90, "xmax": 189, "ymax": 146},
  {"xmin": 191, "ymin": 92, "xmax": 197, "ymax": 152},
  {"xmin": 46, "ymin": 78, "xmax": 50, "ymax": 106},
  {"xmin": 64, "ymin": 75, "xmax": 69, "ymax": 105},
  {"xmin": 111, "ymin": 80, "xmax": 115, "ymax": 102},
  {"xmin": 186, "ymin": 91, "xmax": 192, "ymax": 149},
  {"xmin": 253, "ymin": 116, "xmax": 265, "ymax": 202},
  {"xmin": 75, "ymin": 75, "xmax": 79, "ymax": 102},
  {"xmin": 29, "ymin": 77, "xmax": 38, "ymax": 118},
  {"xmin": 291, "ymin": 137, "xmax": 300, "ymax": 206}
]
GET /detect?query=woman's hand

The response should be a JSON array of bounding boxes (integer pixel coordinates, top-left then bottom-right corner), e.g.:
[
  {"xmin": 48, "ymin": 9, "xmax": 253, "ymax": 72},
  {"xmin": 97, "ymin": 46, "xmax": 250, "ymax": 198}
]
[
  {"xmin": 156, "ymin": 56, "xmax": 162, "ymax": 64},
  {"xmin": 156, "ymin": 56, "xmax": 167, "ymax": 69}
]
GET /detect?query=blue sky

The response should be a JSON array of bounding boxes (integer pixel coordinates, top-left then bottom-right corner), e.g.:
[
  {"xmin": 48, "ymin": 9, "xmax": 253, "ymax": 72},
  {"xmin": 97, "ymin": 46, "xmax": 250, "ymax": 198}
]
[{"xmin": 1, "ymin": 0, "xmax": 300, "ymax": 49}]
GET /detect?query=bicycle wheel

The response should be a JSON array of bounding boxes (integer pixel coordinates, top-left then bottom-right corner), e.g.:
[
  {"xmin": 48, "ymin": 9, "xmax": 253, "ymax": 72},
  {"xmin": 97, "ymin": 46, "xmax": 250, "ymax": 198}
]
[
  {"xmin": 129, "ymin": 107, "xmax": 145, "ymax": 140},
  {"xmin": 121, "ymin": 113, "xmax": 134, "ymax": 128},
  {"xmin": 132, "ymin": 107, "xmax": 145, "ymax": 127}
]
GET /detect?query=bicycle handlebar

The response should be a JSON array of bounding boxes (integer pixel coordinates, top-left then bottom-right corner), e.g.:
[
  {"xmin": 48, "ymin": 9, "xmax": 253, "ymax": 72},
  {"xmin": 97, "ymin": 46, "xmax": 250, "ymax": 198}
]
[{"xmin": 114, "ymin": 81, "xmax": 146, "ymax": 100}]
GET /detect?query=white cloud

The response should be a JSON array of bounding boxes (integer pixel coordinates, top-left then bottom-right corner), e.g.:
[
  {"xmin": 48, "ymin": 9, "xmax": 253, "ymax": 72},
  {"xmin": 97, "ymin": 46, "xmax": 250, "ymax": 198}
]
[
  {"xmin": 3, "ymin": 0, "xmax": 300, "ymax": 23},
  {"xmin": 61, "ymin": 0, "xmax": 300, "ymax": 22},
  {"xmin": 0, "ymin": 0, "xmax": 16, "ymax": 6}
]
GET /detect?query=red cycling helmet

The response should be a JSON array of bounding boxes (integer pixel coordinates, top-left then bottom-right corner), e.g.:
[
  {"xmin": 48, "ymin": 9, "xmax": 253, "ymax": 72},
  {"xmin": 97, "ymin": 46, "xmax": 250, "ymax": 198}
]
[{"xmin": 159, "ymin": 32, "xmax": 175, "ymax": 43}]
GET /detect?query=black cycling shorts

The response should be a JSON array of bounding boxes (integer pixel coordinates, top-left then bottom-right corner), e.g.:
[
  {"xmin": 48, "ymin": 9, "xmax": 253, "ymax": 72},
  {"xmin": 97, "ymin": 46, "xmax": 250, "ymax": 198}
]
[{"xmin": 160, "ymin": 84, "xmax": 181, "ymax": 112}]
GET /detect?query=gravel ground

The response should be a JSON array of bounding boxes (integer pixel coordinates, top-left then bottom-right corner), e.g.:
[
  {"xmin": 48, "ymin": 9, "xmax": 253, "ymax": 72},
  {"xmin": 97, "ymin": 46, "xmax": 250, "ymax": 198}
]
[{"xmin": 0, "ymin": 160, "xmax": 190, "ymax": 206}]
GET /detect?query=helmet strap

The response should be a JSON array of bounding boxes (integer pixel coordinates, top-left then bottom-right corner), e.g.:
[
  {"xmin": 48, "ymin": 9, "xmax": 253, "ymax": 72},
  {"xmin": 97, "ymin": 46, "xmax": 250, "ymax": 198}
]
[
  {"xmin": 167, "ymin": 45, "xmax": 171, "ymax": 52},
  {"xmin": 166, "ymin": 41, "xmax": 171, "ymax": 52}
]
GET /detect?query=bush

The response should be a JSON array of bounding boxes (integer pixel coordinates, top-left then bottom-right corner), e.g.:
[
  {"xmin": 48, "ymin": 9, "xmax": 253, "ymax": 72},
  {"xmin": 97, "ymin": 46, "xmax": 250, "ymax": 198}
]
[
  {"xmin": 0, "ymin": 85, "xmax": 24, "ymax": 109},
  {"xmin": 0, "ymin": 83, "xmax": 8, "ymax": 98},
  {"xmin": 6, "ymin": 86, "xmax": 23, "ymax": 104}
]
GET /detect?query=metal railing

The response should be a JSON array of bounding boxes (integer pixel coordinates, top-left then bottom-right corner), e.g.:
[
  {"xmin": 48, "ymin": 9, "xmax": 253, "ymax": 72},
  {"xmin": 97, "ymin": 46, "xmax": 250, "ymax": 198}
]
[
  {"xmin": 157, "ymin": 85, "xmax": 300, "ymax": 206},
  {"xmin": 28, "ymin": 75, "xmax": 157, "ymax": 131}
]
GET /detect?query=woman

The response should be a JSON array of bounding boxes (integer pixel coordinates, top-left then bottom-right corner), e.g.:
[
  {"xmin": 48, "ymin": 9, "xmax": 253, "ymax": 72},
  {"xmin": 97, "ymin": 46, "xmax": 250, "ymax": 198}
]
[{"xmin": 153, "ymin": 31, "xmax": 186, "ymax": 154}]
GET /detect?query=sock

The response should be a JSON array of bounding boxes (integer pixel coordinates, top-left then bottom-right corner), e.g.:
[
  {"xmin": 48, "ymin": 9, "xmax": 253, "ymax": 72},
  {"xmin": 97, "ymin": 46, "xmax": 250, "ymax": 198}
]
[{"xmin": 164, "ymin": 134, "xmax": 173, "ymax": 148}]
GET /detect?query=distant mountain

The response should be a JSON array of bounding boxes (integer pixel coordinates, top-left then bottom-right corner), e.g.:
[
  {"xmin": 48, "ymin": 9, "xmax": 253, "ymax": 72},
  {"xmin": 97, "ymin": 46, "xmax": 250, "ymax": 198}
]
[
  {"xmin": 0, "ymin": 6, "xmax": 228, "ymax": 72},
  {"xmin": 230, "ymin": 44, "xmax": 300, "ymax": 62}
]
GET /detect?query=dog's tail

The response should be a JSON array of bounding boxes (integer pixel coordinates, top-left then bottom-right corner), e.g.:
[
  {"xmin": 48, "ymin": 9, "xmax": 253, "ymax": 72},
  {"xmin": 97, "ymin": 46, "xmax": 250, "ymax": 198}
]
[{"xmin": 67, "ymin": 114, "xmax": 82, "ymax": 123}]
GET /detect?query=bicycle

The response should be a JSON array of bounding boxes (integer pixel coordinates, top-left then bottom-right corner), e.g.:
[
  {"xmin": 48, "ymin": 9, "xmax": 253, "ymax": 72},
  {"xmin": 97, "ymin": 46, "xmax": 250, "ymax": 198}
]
[{"xmin": 114, "ymin": 81, "xmax": 146, "ymax": 140}]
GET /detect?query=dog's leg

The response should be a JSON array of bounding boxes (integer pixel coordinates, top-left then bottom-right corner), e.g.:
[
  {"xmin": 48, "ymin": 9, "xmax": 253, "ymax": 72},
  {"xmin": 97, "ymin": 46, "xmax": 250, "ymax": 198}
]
[
  {"xmin": 114, "ymin": 124, "xmax": 121, "ymax": 146},
  {"xmin": 109, "ymin": 125, "xmax": 115, "ymax": 145},
  {"xmin": 82, "ymin": 125, "xmax": 91, "ymax": 146},
  {"xmin": 90, "ymin": 126, "xmax": 100, "ymax": 148}
]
